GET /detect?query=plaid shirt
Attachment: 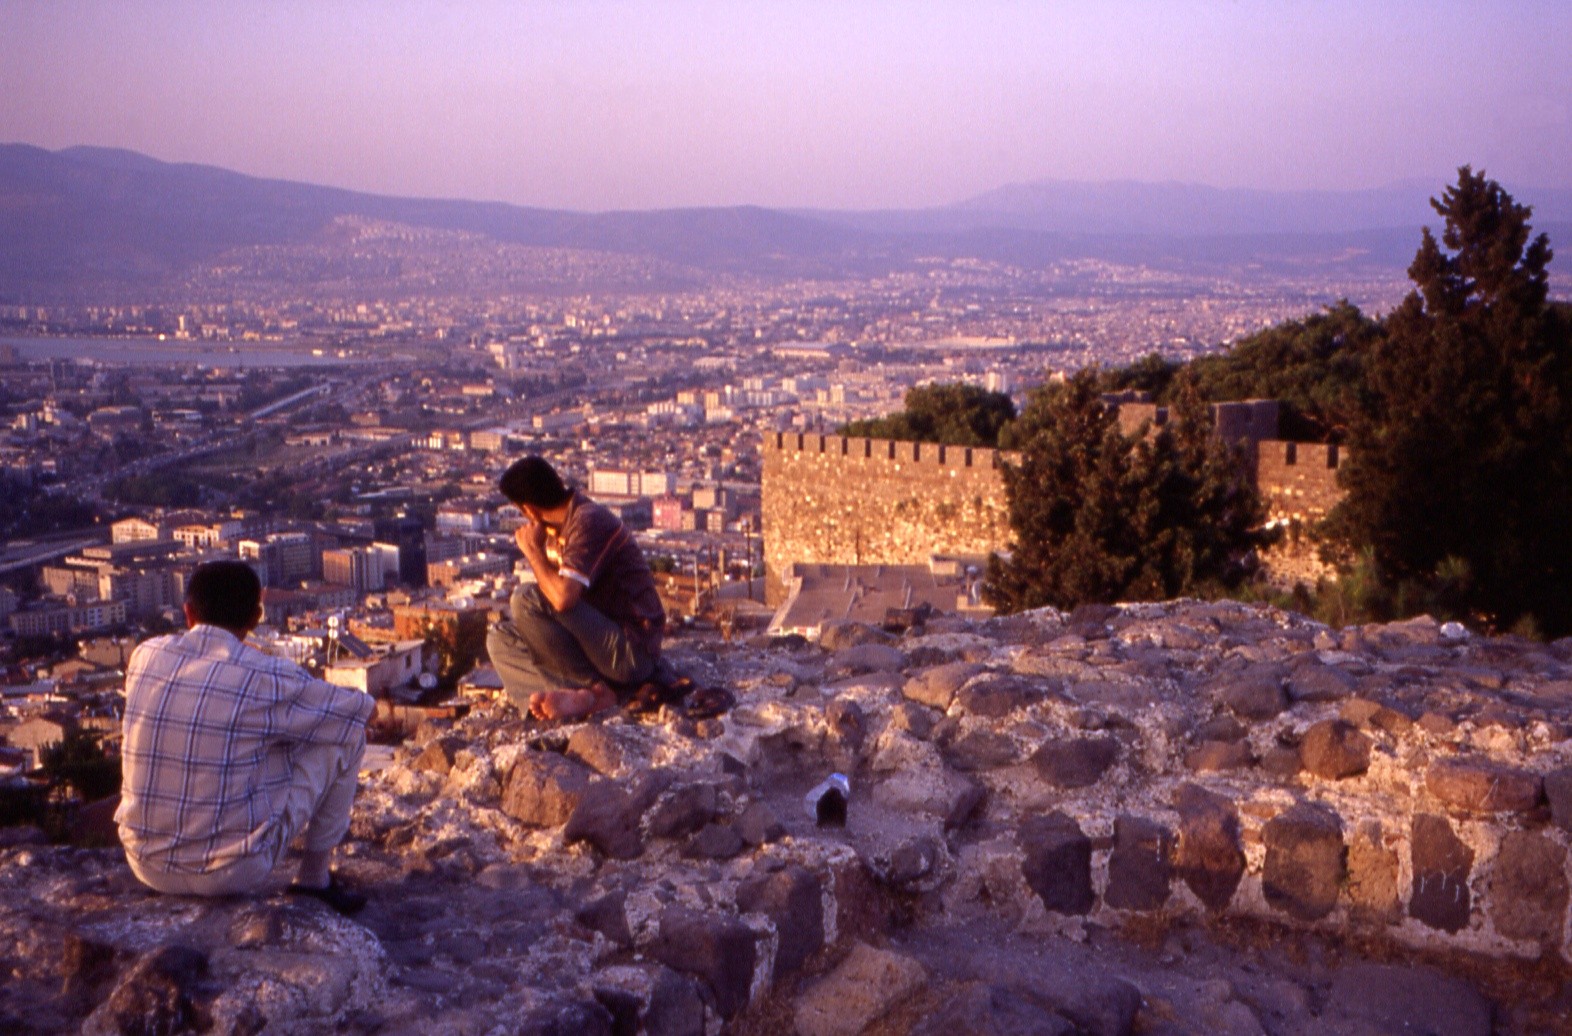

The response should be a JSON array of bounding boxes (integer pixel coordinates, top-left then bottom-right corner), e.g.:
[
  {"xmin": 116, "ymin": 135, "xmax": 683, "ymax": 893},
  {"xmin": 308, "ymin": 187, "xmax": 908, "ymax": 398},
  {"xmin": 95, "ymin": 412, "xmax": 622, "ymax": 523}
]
[{"xmin": 116, "ymin": 624, "xmax": 373, "ymax": 876}]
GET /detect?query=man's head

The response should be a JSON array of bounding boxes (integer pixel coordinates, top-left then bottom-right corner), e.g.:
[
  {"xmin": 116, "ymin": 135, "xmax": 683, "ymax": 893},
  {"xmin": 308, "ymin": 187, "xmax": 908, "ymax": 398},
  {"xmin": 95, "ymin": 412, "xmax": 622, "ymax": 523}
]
[
  {"xmin": 184, "ymin": 560, "xmax": 263, "ymax": 635},
  {"xmin": 498, "ymin": 455, "xmax": 571, "ymax": 513}
]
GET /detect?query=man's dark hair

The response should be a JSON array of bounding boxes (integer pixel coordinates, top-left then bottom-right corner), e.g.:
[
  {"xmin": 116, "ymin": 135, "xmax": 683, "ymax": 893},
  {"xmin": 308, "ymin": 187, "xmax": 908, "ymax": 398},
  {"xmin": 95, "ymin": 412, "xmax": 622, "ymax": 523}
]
[
  {"xmin": 185, "ymin": 560, "xmax": 263, "ymax": 631},
  {"xmin": 499, "ymin": 455, "xmax": 571, "ymax": 509}
]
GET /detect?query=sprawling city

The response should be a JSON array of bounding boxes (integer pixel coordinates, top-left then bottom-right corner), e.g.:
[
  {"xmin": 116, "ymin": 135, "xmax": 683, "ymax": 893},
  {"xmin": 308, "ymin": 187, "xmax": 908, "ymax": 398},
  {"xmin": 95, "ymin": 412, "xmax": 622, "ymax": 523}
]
[{"xmin": 4, "ymin": 3, "xmax": 1572, "ymax": 1033}]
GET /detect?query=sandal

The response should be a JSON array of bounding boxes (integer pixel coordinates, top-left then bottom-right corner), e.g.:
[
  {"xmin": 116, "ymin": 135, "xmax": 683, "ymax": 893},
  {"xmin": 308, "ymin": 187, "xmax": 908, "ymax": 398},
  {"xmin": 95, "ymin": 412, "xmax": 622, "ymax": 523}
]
[{"xmin": 684, "ymin": 686, "xmax": 735, "ymax": 720}]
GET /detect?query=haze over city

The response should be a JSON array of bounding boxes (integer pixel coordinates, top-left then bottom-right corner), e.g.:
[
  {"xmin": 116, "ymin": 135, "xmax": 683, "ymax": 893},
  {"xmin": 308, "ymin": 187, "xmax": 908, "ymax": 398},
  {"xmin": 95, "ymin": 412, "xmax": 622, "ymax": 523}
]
[{"xmin": 4, "ymin": 0, "xmax": 1570, "ymax": 211}]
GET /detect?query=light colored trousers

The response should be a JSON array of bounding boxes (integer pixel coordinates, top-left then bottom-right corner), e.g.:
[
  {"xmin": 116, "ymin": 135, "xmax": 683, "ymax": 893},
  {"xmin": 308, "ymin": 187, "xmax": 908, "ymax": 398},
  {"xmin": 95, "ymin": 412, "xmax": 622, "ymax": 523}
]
[{"xmin": 127, "ymin": 734, "xmax": 365, "ymax": 897}]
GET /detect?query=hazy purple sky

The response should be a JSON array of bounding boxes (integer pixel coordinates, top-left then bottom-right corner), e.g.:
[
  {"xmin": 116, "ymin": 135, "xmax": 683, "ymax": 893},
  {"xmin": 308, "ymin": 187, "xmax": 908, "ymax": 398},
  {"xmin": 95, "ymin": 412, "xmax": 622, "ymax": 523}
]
[{"xmin": 3, "ymin": 1, "xmax": 1568, "ymax": 211}]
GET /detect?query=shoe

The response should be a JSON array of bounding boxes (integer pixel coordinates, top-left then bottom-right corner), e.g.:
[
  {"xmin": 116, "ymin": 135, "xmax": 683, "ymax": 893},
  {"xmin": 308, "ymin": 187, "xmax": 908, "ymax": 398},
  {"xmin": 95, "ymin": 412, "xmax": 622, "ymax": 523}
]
[
  {"xmin": 286, "ymin": 874, "xmax": 367, "ymax": 917},
  {"xmin": 684, "ymin": 686, "xmax": 735, "ymax": 720}
]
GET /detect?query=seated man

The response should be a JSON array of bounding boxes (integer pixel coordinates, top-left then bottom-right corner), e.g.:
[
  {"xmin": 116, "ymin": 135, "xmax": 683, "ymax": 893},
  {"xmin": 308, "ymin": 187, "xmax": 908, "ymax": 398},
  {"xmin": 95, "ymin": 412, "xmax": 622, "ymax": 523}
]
[
  {"xmin": 487, "ymin": 455, "xmax": 666, "ymax": 720},
  {"xmin": 116, "ymin": 560, "xmax": 373, "ymax": 915}
]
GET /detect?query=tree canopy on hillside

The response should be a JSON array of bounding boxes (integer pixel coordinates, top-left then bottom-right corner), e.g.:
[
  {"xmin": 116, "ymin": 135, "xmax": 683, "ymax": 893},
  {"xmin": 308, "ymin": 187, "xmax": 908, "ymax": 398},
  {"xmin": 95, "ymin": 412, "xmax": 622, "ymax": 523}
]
[
  {"xmin": 839, "ymin": 382, "xmax": 1016, "ymax": 448},
  {"xmin": 985, "ymin": 370, "xmax": 1265, "ymax": 611},
  {"xmin": 1325, "ymin": 167, "xmax": 1572, "ymax": 636}
]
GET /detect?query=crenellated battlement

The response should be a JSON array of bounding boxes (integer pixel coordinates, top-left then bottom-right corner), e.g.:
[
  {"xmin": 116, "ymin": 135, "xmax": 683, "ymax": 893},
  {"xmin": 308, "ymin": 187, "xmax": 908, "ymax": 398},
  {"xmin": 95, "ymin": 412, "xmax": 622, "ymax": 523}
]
[
  {"xmin": 762, "ymin": 427, "xmax": 1352, "ymax": 600},
  {"xmin": 765, "ymin": 431, "xmax": 1016, "ymax": 471}
]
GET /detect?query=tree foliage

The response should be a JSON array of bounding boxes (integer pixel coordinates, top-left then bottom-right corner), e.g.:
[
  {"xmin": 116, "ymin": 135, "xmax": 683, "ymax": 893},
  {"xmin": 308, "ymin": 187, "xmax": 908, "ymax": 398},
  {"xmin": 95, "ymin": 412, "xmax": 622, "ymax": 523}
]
[
  {"xmin": 1326, "ymin": 167, "xmax": 1572, "ymax": 635},
  {"xmin": 840, "ymin": 382, "xmax": 1016, "ymax": 448},
  {"xmin": 1182, "ymin": 302, "xmax": 1377, "ymax": 441},
  {"xmin": 985, "ymin": 370, "xmax": 1266, "ymax": 612}
]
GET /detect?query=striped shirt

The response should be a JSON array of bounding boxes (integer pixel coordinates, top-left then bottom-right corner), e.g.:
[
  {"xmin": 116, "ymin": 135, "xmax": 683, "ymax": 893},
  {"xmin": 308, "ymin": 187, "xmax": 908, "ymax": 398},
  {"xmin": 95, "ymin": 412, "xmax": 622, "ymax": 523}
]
[{"xmin": 115, "ymin": 624, "xmax": 373, "ymax": 876}]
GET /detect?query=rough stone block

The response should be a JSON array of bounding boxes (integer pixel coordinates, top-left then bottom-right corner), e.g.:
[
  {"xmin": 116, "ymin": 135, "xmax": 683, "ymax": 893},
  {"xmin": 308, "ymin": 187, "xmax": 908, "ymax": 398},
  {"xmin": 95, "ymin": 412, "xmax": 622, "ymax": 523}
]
[
  {"xmin": 412, "ymin": 736, "xmax": 465, "ymax": 775},
  {"xmin": 650, "ymin": 908, "xmax": 759, "ymax": 1020},
  {"xmin": 909, "ymin": 983, "xmax": 1074, "ymax": 1036},
  {"xmin": 737, "ymin": 865, "xmax": 825, "ymax": 978},
  {"xmin": 955, "ymin": 673, "xmax": 1048, "ymax": 717},
  {"xmin": 1184, "ymin": 740, "xmax": 1254, "ymax": 773},
  {"xmin": 1299, "ymin": 720, "xmax": 1371, "ymax": 780},
  {"xmin": 1172, "ymin": 783, "xmax": 1245, "ymax": 912},
  {"xmin": 1262, "ymin": 802, "xmax": 1345, "ymax": 921},
  {"xmin": 646, "ymin": 783, "xmax": 720, "ymax": 840},
  {"xmin": 1326, "ymin": 963, "xmax": 1491, "ymax": 1036},
  {"xmin": 818, "ymin": 620, "xmax": 894, "ymax": 651},
  {"xmin": 1346, "ymin": 821, "xmax": 1400, "ymax": 920},
  {"xmin": 902, "ymin": 661, "xmax": 983, "ymax": 711},
  {"xmin": 793, "ymin": 942, "xmax": 927, "ymax": 1036},
  {"xmin": 1425, "ymin": 758, "xmax": 1543, "ymax": 816},
  {"xmin": 1215, "ymin": 664, "xmax": 1287, "ymax": 720},
  {"xmin": 1019, "ymin": 811, "xmax": 1094, "ymax": 915},
  {"xmin": 1105, "ymin": 814, "xmax": 1173, "ymax": 912},
  {"xmin": 1287, "ymin": 661, "xmax": 1356, "ymax": 702},
  {"xmin": 832, "ymin": 642, "xmax": 906, "ymax": 674},
  {"xmin": 945, "ymin": 729, "xmax": 1022, "ymax": 771},
  {"xmin": 501, "ymin": 750, "xmax": 595, "ymax": 827},
  {"xmin": 1409, "ymin": 813, "xmax": 1473, "ymax": 933},
  {"xmin": 1030, "ymin": 736, "xmax": 1120, "ymax": 789},
  {"xmin": 1544, "ymin": 765, "xmax": 1572, "ymax": 833},
  {"xmin": 1489, "ymin": 831, "xmax": 1569, "ymax": 944}
]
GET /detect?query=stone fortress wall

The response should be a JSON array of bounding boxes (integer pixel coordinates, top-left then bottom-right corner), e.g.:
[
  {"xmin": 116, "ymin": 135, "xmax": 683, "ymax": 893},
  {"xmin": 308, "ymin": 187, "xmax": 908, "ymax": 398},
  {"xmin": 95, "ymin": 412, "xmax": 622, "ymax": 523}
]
[
  {"xmin": 762, "ymin": 402, "xmax": 1351, "ymax": 601},
  {"xmin": 761, "ymin": 432, "xmax": 1015, "ymax": 603}
]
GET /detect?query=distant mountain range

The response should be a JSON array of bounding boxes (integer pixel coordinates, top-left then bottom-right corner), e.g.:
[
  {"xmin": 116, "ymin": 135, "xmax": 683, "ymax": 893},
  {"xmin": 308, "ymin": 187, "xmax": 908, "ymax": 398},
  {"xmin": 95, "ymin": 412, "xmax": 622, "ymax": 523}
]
[{"xmin": 2, "ymin": 143, "xmax": 1568, "ymax": 302}]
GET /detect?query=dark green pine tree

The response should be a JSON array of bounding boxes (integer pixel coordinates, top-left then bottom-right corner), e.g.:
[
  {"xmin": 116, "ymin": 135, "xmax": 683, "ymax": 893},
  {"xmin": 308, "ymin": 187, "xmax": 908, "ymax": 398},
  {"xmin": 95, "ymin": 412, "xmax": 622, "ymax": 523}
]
[
  {"xmin": 984, "ymin": 370, "xmax": 1264, "ymax": 612},
  {"xmin": 840, "ymin": 382, "xmax": 1016, "ymax": 448},
  {"xmin": 1327, "ymin": 167, "xmax": 1572, "ymax": 635}
]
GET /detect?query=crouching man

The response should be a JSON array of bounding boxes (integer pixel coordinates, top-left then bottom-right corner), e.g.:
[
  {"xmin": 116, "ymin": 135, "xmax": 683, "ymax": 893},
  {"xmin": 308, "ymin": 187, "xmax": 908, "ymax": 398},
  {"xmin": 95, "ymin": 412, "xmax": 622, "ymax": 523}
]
[
  {"xmin": 116, "ymin": 560, "xmax": 373, "ymax": 915},
  {"xmin": 487, "ymin": 455, "xmax": 666, "ymax": 720}
]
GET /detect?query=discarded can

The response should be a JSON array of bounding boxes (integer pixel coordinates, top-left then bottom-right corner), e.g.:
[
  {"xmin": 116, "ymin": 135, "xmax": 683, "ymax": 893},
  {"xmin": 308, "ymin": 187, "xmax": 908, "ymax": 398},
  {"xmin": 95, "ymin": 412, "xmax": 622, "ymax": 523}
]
[{"xmin": 804, "ymin": 773, "xmax": 850, "ymax": 828}]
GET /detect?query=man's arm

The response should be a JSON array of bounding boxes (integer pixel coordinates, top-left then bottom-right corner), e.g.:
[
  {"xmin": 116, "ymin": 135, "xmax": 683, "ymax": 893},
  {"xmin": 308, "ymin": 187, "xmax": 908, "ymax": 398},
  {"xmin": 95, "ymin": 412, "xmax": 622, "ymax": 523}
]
[{"xmin": 517, "ymin": 519, "xmax": 584, "ymax": 612}]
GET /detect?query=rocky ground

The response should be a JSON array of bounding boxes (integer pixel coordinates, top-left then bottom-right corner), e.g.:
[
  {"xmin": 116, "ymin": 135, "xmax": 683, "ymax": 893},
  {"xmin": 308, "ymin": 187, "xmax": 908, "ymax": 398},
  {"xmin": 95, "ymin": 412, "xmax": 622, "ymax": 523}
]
[{"xmin": 4, "ymin": 600, "xmax": 1572, "ymax": 1035}]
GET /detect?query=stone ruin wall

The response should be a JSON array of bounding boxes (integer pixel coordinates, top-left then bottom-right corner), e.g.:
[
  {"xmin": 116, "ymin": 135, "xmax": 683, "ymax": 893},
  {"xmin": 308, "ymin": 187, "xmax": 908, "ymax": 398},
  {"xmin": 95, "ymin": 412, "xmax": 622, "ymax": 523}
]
[
  {"xmin": 1256, "ymin": 439, "xmax": 1348, "ymax": 587},
  {"xmin": 763, "ymin": 426, "xmax": 1352, "ymax": 600},
  {"xmin": 761, "ymin": 432, "xmax": 1014, "ymax": 603}
]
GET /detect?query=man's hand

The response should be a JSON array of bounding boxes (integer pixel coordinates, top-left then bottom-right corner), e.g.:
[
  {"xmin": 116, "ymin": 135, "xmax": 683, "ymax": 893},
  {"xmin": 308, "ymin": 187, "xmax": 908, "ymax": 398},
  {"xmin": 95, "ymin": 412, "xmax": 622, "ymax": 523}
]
[{"xmin": 516, "ymin": 519, "xmax": 548, "ymax": 559}]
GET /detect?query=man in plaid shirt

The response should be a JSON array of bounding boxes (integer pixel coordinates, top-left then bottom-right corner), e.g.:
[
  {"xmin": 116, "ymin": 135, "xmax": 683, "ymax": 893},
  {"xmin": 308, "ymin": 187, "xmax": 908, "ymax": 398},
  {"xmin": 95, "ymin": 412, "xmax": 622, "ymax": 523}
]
[{"xmin": 116, "ymin": 560, "xmax": 374, "ymax": 914}]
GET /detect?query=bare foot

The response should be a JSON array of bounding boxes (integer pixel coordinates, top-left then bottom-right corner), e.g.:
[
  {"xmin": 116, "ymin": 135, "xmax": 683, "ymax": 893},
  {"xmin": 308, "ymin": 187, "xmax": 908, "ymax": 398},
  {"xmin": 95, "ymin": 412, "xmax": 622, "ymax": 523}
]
[{"xmin": 528, "ymin": 683, "xmax": 616, "ymax": 721}]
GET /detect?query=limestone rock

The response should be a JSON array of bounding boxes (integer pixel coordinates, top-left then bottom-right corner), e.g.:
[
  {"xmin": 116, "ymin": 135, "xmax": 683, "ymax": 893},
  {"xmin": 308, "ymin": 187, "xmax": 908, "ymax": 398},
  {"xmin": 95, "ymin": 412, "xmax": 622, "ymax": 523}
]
[
  {"xmin": 1299, "ymin": 719, "xmax": 1372, "ymax": 780},
  {"xmin": 1346, "ymin": 821, "xmax": 1401, "ymax": 920},
  {"xmin": 1172, "ymin": 783, "xmax": 1245, "ymax": 912},
  {"xmin": 1489, "ymin": 831, "xmax": 1569, "ymax": 944},
  {"xmin": 793, "ymin": 941, "xmax": 927, "ymax": 1036},
  {"xmin": 1262, "ymin": 803, "xmax": 1345, "ymax": 921},
  {"xmin": 1019, "ymin": 811, "xmax": 1093, "ymax": 916},
  {"xmin": 1410, "ymin": 813, "xmax": 1473, "ymax": 933}
]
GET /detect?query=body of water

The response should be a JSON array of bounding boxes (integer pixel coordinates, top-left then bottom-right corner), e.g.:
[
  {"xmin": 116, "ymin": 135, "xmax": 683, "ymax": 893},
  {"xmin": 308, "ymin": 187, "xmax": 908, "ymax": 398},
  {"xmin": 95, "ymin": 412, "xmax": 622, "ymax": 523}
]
[{"xmin": 0, "ymin": 336, "xmax": 370, "ymax": 368}]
